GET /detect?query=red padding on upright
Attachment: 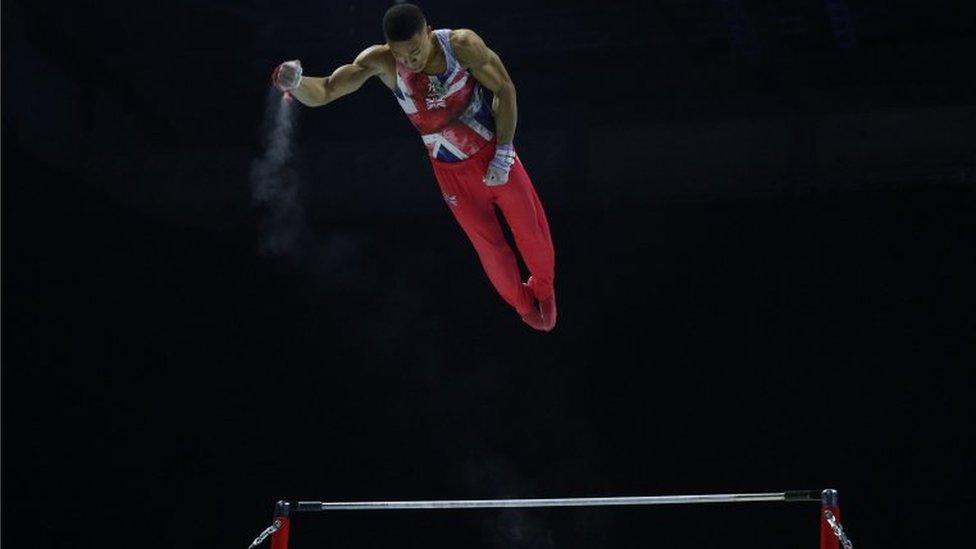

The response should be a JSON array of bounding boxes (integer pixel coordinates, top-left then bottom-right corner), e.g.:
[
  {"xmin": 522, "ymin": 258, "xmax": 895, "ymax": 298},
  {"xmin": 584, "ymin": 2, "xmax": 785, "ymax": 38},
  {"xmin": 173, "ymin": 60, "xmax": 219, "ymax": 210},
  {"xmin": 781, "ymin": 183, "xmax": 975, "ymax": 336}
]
[
  {"xmin": 270, "ymin": 516, "xmax": 291, "ymax": 549},
  {"xmin": 820, "ymin": 504, "xmax": 840, "ymax": 549}
]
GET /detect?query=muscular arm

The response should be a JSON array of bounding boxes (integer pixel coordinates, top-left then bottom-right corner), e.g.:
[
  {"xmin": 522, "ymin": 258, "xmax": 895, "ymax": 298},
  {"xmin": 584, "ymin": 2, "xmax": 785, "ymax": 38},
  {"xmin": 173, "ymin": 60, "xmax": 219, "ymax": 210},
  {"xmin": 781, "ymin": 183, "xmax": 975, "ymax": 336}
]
[
  {"xmin": 291, "ymin": 45, "xmax": 392, "ymax": 107},
  {"xmin": 452, "ymin": 29, "xmax": 517, "ymax": 144}
]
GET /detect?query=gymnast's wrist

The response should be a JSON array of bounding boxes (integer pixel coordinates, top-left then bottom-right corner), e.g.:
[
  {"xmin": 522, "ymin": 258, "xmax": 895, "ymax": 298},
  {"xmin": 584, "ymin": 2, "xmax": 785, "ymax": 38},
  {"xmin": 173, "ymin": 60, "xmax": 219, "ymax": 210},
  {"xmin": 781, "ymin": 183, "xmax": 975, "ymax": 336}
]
[{"xmin": 492, "ymin": 142, "xmax": 516, "ymax": 168}]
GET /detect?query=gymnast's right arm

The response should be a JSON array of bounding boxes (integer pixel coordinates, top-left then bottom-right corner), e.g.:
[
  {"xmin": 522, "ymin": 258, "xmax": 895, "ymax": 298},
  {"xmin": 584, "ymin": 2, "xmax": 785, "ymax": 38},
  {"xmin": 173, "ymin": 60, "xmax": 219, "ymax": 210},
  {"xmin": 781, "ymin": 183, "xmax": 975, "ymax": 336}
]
[{"xmin": 272, "ymin": 46, "xmax": 389, "ymax": 108}]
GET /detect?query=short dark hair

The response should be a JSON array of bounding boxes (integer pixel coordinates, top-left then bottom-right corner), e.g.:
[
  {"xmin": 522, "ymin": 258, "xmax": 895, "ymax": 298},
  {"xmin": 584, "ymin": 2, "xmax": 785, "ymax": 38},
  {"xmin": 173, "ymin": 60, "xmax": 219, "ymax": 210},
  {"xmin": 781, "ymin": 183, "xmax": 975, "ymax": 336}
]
[{"xmin": 383, "ymin": 3, "xmax": 426, "ymax": 41}]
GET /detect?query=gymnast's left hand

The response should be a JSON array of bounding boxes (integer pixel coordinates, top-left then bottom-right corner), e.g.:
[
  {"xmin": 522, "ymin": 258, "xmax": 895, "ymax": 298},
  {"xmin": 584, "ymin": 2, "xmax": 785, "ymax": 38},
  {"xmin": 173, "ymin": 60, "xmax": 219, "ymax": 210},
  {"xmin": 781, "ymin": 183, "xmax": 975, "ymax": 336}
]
[{"xmin": 484, "ymin": 143, "xmax": 516, "ymax": 186}]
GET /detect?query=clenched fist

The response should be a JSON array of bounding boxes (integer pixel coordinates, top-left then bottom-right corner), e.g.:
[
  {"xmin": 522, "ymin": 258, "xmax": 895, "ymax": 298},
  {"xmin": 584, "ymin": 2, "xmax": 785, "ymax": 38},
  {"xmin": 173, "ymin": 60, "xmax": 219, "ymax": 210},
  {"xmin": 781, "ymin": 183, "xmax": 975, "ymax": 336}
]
[
  {"xmin": 484, "ymin": 143, "xmax": 516, "ymax": 186},
  {"xmin": 271, "ymin": 60, "xmax": 303, "ymax": 92}
]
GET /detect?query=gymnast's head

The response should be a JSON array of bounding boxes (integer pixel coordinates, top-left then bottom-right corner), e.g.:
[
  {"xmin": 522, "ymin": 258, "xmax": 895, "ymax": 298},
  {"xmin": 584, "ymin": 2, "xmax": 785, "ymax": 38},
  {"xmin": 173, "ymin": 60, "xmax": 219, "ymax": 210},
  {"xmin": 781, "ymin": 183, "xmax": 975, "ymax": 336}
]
[{"xmin": 384, "ymin": 3, "xmax": 434, "ymax": 73}]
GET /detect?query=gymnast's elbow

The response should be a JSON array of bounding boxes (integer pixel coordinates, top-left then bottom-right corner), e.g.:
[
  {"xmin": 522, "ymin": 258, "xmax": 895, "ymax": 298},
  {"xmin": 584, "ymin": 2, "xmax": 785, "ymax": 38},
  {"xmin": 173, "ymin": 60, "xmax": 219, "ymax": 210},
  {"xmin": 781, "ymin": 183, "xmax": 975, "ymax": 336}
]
[{"xmin": 495, "ymin": 82, "xmax": 517, "ymax": 102}]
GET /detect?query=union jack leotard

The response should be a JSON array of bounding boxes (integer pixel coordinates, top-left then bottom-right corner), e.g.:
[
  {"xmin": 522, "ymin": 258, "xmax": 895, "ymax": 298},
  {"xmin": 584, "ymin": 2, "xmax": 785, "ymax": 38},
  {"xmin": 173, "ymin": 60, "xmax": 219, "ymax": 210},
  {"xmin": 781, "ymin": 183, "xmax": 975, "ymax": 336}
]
[{"xmin": 392, "ymin": 29, "xmax": 496, "ymax": 162}]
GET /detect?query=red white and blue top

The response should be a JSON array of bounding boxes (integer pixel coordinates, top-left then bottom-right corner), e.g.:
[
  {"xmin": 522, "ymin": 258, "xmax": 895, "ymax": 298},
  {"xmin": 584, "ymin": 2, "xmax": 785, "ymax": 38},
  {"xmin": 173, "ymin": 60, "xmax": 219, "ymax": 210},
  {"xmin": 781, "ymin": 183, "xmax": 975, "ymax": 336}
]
[{"xmin": 393, "ymin": 29, "xmax": 496, "ymax": 162}]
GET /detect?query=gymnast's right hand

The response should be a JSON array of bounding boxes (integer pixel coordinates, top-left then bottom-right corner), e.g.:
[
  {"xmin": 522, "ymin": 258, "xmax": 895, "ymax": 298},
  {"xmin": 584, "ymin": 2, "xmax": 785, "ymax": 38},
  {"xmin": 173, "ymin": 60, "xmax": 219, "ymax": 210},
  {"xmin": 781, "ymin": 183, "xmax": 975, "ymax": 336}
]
[{"xmin": 271, "ymin": 60, "xmax": 303, "ymax": 91}]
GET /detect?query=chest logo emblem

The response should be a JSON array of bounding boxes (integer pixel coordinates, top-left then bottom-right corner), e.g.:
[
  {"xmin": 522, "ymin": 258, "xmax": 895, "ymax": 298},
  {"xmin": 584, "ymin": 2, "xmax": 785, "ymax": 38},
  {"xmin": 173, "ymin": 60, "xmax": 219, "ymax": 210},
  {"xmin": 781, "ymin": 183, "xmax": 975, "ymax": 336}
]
[{"xmin": 425, "ymin": 79, "xmax": 449, "ymax": 110}]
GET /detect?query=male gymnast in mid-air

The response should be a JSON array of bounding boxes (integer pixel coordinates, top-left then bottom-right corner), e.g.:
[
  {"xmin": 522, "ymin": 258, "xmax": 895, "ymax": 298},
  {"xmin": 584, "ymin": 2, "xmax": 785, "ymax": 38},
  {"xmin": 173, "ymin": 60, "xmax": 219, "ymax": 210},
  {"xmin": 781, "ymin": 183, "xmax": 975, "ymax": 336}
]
[{"xmin": 271, "ymin": 3, "xmax": 557, "ymax": 331}]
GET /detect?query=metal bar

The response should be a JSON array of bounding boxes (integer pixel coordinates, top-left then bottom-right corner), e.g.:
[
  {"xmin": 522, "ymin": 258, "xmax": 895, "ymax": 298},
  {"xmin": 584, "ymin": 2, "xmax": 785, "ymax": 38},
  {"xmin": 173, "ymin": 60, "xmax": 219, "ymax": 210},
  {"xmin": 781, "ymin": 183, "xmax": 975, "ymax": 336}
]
[{"xmin": 288, "ymin": 491, "xmax": 821, "ymax": 512}]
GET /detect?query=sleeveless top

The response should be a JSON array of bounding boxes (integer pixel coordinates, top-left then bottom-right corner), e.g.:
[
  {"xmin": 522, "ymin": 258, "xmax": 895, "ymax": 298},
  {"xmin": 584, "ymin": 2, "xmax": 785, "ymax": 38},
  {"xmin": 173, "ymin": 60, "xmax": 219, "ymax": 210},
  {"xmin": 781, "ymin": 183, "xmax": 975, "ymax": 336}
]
[{"xmin": 392, "ymin": 29, "xmax": 496, "ymax": 162}]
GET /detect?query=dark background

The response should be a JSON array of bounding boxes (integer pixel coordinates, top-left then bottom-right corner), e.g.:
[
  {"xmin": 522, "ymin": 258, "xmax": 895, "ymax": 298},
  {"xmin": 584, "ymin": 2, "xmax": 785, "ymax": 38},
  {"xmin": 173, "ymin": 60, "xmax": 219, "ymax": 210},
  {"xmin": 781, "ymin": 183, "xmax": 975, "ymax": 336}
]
[{"xmin": 3, "ymin": 1, "xmax": 974, "ymax": 547}]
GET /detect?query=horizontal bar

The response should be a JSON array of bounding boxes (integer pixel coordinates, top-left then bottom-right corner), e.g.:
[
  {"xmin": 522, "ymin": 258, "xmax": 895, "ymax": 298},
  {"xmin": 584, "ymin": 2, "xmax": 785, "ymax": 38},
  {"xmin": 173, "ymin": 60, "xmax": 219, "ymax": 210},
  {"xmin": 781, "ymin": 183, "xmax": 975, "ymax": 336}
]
[{"xmin": 290, "ymin": 491, "xmax": 823, "ymax": 512}]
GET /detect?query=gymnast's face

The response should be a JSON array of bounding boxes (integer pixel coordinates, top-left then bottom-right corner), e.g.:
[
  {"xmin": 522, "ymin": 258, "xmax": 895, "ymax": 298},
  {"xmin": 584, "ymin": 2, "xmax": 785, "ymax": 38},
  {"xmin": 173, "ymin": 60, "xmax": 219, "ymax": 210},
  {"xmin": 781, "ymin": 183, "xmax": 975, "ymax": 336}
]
[{"xmin": 388, "ymin": 25, "xmax": 434, "ymax": 73}]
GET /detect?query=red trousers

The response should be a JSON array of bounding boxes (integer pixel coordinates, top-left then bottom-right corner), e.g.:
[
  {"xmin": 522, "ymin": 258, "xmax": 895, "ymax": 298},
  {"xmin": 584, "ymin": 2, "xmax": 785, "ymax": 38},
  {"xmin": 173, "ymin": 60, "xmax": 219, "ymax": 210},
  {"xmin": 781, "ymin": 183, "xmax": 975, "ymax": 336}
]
[{"xmin": 431, "ymin": 143, "xmax": 555, "ymax": 316}]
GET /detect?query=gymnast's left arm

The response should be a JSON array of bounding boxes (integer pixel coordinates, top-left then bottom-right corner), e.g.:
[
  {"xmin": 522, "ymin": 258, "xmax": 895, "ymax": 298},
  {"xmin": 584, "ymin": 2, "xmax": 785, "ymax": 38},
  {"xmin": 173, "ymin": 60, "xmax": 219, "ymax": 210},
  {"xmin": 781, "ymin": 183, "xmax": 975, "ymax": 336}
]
[{"xmin": 452, "ymin": 29, "xmax": 519, "ymax": 185}]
